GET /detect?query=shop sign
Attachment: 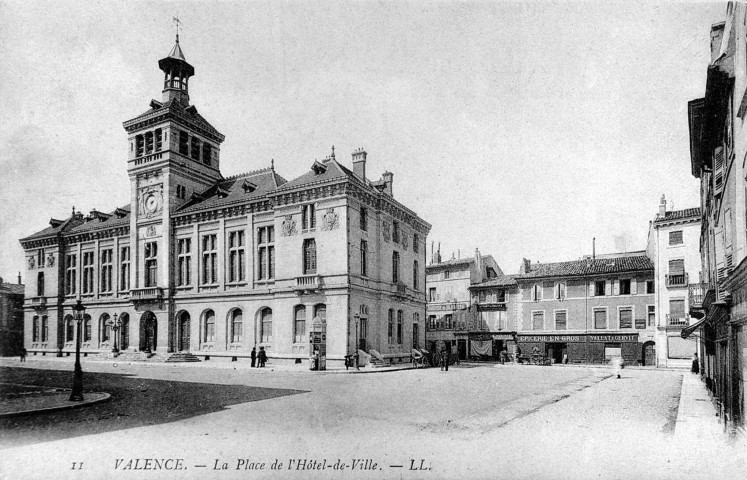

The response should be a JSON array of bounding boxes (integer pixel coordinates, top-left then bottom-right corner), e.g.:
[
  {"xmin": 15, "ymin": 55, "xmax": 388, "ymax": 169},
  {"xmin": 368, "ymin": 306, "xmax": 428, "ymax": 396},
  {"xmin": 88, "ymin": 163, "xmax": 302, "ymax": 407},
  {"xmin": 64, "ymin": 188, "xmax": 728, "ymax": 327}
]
[
  {"xmin": 520, "ymin": 335, "xmax": 584, "ymax": 343},
  {"xmin": 588, "ymin": 334, "xmax": 638, "ymax": 343},
  {"xmin": 427, "ymin": 303, "xmax": 468, "ymax": 311},
  {"xmin": 477, "ymin": 303, "xmax": 507, "ymax": 311},
  {"xmin": 491, "ymin": 333, "xmax": 515, "ymax": 341}
]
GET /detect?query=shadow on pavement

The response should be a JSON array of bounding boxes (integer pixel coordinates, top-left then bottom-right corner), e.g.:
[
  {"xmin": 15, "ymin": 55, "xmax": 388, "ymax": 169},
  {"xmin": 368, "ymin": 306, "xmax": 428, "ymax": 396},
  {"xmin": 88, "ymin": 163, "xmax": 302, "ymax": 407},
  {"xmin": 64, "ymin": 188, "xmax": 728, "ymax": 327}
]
[{"xmin": 0, "ymin": 367, "xmax": 307, "ymax": 449}]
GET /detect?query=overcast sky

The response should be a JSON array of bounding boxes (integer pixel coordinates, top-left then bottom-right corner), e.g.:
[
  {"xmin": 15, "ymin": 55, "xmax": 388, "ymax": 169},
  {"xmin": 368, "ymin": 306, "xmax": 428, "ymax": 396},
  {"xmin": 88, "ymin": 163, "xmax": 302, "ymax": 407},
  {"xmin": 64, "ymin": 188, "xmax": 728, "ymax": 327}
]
[{"xmin": 0, "ymin": 0, "xmax": 723, "ymax": 283}]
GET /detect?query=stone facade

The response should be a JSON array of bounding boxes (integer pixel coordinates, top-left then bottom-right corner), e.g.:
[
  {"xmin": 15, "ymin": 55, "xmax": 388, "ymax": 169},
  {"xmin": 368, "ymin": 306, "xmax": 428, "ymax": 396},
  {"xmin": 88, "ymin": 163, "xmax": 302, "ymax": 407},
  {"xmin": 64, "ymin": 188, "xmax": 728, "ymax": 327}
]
[
  {"xmin": 0, "ymin": 276, "xmax": 24, "ymax": 356},
  {"xmin": 18, "ymin": 37, "xmax": 430, "ymax": 367}
]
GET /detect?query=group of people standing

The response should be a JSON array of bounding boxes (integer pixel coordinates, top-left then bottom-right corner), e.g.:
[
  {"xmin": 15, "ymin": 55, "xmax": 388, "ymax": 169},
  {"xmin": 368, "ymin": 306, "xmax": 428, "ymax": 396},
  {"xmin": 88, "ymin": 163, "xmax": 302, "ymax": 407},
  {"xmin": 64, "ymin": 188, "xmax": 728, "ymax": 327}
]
[{"xmin": 250, "ymin": 346, "xmax": 267, "ymax": 368}]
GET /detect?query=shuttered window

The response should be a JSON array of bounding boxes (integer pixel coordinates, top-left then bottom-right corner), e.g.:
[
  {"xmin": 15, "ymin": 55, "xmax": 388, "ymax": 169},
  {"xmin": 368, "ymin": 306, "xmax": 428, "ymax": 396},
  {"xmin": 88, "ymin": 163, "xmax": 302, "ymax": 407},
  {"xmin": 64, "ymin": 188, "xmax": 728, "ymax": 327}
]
[
  {"xmin": 594, "ymin": 309, "xmax": 607, "ymax": 329},
  {"xmin": 669, "ymin": 259, "xmax": 685, "ymax": 275},
  {"xmin": 532, "ymin": 311, "xmax": 544, "ymax": 331},
  {"xmin": 555, "ymin": 311, "xmax": 567, "ymax": 330},
  {"xmin": 619, "ymin": 308, "xmax": 633, "ymax": 329},
  {"xmin": 668, "ymin": 230, "xmax": 683, "ymax": 245}
]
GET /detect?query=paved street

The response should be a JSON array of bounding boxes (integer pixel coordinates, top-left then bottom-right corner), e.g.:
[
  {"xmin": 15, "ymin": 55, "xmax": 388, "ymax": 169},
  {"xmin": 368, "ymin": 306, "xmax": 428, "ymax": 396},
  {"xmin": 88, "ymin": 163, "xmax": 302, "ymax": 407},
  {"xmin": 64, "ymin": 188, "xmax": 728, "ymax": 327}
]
[{"xmin": 0, "ymin": 359, "xmax": 744, "ymax": 480}]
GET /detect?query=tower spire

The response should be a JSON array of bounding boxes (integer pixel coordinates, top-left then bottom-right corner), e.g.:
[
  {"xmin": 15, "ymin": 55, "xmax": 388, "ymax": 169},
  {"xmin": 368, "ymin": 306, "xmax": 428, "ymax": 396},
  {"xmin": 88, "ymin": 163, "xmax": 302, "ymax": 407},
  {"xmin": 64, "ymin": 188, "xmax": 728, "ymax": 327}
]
[{"xmin": 173, "ymin": 15, "xmax": 182, "ymax": 44}]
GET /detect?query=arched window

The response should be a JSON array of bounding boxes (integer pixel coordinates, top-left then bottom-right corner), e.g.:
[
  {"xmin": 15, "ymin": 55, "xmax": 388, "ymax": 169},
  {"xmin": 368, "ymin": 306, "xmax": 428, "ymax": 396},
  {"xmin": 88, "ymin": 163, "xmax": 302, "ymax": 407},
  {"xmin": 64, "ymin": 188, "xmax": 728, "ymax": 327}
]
[
  {"xmin": 203, "ymin": 310, "xmax": 215, "ymax": 343},
  {"xmin": 294, "ymin": 305, "xmax": 306, "ymax": 343},
  {"xmin": 32, "ymin": 316, "xmax": 39, "ymax": 342},
  {"xmin": 397, "ymin": 310, "xmax": 403, "ymax": 344},
  {"xmin": 100, "ymin": 314, "xmax": 111, "ymax": 344},
  {"xmin": 83, "ymin": 315, "xmax": 92, "ymax": 342},
  {"xmin": 231, "ymin": 309, "xmax": 243, "ymax": 343},
  {"xmin": 119, "ymin": 313, "xmax": 130, "ymax": 350},
  {"xmin": 260, "ymin": 308, "xmax": 273, "ymax": 343},
  {"xmin": 388, "ymin": 309, "xmax": 394, "ymax": 344},
  {"xmin": 65, "ymin": 315, "xmax": 75, "ymax": 342}
]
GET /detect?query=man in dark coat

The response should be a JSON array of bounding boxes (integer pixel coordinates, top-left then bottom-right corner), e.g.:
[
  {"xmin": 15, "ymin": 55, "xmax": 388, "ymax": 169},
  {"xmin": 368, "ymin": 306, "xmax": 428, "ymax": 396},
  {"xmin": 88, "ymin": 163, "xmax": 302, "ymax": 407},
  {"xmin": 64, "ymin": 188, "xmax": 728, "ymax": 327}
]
[
  {"xmin": 258, "ymin": 347, "xmax": 267, "ymax": 367},
  {"xmin": 250, "ymin": 347, "xmax": 257, "ymax": 368}
]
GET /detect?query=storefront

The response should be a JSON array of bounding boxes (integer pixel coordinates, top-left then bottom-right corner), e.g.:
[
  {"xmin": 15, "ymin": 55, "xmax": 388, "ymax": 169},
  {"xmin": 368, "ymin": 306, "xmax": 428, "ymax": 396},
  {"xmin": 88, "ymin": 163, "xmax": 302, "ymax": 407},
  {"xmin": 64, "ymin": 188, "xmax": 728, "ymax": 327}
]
[
  {"xmin": 467, "ymin": 332, "xmax": 516, "ymax": 361},
  {"xmin": 517, "ymin": 333, "xmax": 640, "ymax": 364}
]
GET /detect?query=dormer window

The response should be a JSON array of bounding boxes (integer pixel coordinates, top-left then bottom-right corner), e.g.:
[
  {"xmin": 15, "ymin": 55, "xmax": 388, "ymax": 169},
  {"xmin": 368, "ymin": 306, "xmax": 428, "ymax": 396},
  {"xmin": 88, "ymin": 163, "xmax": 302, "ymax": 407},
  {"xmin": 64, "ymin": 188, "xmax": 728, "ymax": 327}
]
[
  {"xmin": 311, "ymin": 160, "xmax": 327, "ymax": 175},
  {"xmin": 215, "ymin": 186, "xmax": 229, "ymax": 198},
  {"xmin": 242, "ymin": 179, "xmax": 256, "ymax": 193}
]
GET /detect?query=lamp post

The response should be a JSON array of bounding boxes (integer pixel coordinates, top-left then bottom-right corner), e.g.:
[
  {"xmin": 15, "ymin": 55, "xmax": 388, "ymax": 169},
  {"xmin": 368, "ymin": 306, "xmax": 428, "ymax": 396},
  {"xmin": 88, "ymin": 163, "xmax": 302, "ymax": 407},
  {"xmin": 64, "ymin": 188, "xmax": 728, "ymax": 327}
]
[
  {"xmin": 354, "ymin": 313, "xmax": 360, "ymax": 370},
  {"xmin": 70, "ymin": 299, "xmax": 85, "ymax": 402},
  {"xmin": 111, "ymin": 313, "xmax": 120, "ymax": 354}
]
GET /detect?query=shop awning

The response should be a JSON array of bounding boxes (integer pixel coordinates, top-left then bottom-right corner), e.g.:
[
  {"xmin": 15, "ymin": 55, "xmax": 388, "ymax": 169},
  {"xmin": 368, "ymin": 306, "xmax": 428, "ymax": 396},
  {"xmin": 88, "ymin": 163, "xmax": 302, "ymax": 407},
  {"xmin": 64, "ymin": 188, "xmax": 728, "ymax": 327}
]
[{"xmin": 681, "ymin": 317, "xmax": 706, "ymax": 339}]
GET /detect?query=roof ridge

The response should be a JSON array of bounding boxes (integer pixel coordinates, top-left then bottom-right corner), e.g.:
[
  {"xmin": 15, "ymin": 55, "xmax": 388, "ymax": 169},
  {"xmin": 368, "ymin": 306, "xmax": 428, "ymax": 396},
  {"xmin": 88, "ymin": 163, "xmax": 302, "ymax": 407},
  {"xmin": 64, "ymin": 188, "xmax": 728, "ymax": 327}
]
[{"xmin": 223, "ymin": 167, "xmax": 272, "ymax": 182}]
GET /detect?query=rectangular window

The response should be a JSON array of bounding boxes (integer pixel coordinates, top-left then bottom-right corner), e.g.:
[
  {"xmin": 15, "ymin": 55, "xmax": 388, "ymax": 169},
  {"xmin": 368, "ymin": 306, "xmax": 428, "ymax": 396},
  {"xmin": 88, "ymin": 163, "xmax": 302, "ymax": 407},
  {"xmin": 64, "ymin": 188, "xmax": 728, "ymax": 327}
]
[
  {"xmin": 647, "ymin": 305, "xmax": 655, "ymax": 327},
  {"xmin": 360, "ymin": 240, "xmax": 368, "ymax": 276},
  {"xmin": 120, "ymin": 247, "xmax": 130, "ymax": 291},
  {"xmin": 635, "ymin": 315, "xmax": 646, "ymax": 329},
  {"xmin": 669, "ymin": 299, "xmax": 685, "ymax": 315},
  {"xmin": 190, "ymin": 137, "xmax": 201, "ymax": 161},
  {"xmin": 37, "ymin": 272, "xmax": 45, "ymax": 296},
  {"xmin": 202, "ymin": 143, "xmax": 212, "ymax": 166},
  {"xmin": 177, "ymin": 238, "xmax": 191, "ymax": 286},
  {"xmin": 392, "ymin": 251, "xmax": 400, "ymax": 283},
  {"xmin": 479, "ymin": 290, "xmax": 486, "ymax": 302},
  {"xmin": 82, "ymin": 252, "xmax": 94, "ymax": 294},
  {"xmin": 555, "ymin": 310, "xmax": 567, "ymax": 330},
  {"xmin": 619, "ymin": 279, "xmax": 631, "ymax": 295},
  {"xmin": 594, "ymin": 309, "xmax": 607, "ymax": 329},
  {"xmin": 136, "ymin": 134, "xmax": 144, "ymax": 157},
  {"xmin": 100, "ymin": 249, "xmax": 113, "ymax": 293},
  {"xmin": 397, "ymin": 311, "xmax": 403, "ymax": 344},
  {"xmin": 228, "ymin": 231, "xmax": 245, "ymax": 283},
  {"xmin": 41, "ymin": 316, "xmax": 48, "ymax": 342},
  {"xmin": 392, "ymin": 221, "xmax": 400, "ymax": 243},
  {"xmin": 429, "ymin": 288, "xmax": 437, "ymax": 302},
  {"xmin": 595, "ymin": 280, "xmax": 606, "ymax": 296},
  {"xmin": 669, "ymin": 259, "xmax": 685, "ymax": 275},
  {"xmin": 179, "ymin": 131, "xmax": 189, "ymax": 156},
  {"xmin": 413, "ymin": 233, "xmax": 419, "ymax": 253},
  {"xmin": 201, "ymin": 235, "xmax": 217, "ymax": 285},
  {"xmin": 646, "ymin": 280, "xmax": 655, "ymax": 294},
  {"xmin": 302, "ymin": 204, "xmax": 316, "ymax": 230},
  {"xmin": 532, "ymin": 284, "xmax": 542, "ymax": 301},
  {"xmin": 144, "ymin": 242, "xmax": 158, "ymax": 287},
  {"xmin": 360, "ymin": 207, "xmax": 367, "ymax": 231},
  {"xmin": 155, "ymin": 128, "xmax": 162, "ymax": 151},
  {"xmin": 444, "ymin": 270, "xmax": 450, "ymax": 279},
  {"xmin": 619, "ymin": 308, "xmax": 633, "ymax": 329},
  {"xmin": 32, "ymin": 317, "xmax": 39, "ymax": 342},
  {"xmin": 669, "ymin": 230, "xmax": 683, "ymax": 245},
  {"xmin": 145, "ymin": 131, "xmax": 154, "ymax": 154},
  {"xmin": 388, "ymin": 310, "xmax": 394, "ymax": 343},
  {"xmin": 303, "ymin": 238, "xmax": 317, "ymax": 274},
  {"xmin": 257, "ymin": 226, "xmax": 275, "ymax": 280},
  {"xmin": 413, "ymin": 260, "xmax": 419, "ymax": 290},
  {"xmin": 532, "ymin": 311, "xmax": 544, "ymax": 330},
  {"xmin": 38, "ymin": 249, "xmax": 45, "ymax": 268}
]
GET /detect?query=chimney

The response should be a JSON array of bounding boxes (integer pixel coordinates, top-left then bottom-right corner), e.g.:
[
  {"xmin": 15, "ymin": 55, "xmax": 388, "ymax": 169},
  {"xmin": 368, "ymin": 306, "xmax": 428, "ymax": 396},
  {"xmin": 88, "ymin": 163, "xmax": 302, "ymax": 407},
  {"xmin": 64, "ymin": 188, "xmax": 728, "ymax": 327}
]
[
  {"xmin": 593, "ymin": 237, "xmax": 596, "ymax": 260},
  {"xmin": 382, "ymin": 171, "xmax": 393, "ymax": 196},
  {"xmin": 437, "ymin": 242, "xmax": 442, "ymax": 263},
  {"xmin": 475, "ymin": 248, "xmax": 483, "ymax": 279},
  {"xmin": 18, "ymin": 272, "xmax": 21, "ymax": 284},
  {"xmin": 352, "ymin": 148, "xmax": 367, "ymax": 182},
  {"xmin": 658, "ymin": 194, "xmax": 667, "ymax": 217},
  {"xmin": 520, "ymin": 258, "xmax": 531, "ymax": 274}
]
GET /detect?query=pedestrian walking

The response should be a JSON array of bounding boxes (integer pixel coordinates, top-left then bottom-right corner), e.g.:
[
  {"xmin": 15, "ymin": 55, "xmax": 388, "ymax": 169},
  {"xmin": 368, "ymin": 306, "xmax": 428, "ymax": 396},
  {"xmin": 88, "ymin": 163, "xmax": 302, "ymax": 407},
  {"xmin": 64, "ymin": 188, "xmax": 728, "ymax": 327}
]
[
  {"xmin": 500, "ymin": 347, "xmax": 508, "ymax": 365},
  {"xmin": 691, "ymin": 353, "xmax": 700, "ymax": 374},
  {"xmin": 440, "ymin": 349, "xmax": 449, "ymax": 372},
  {"xmin": 611, "ymin": 356, "xmax": 624, "ymax": 379},
  {"xmin": 19, "ymin": 347, "xmax": 26, "ymax": 362},
  {"xmin": 250, "ymin": 347, "xmax": 257, "ymax": 368},
  {"xmin": 452, "ymin": 344, "xmax": 460, "ymax": 365},
  {"xmin": 258, "ymin": 346, "xmax": 267, "ymax": 367}
]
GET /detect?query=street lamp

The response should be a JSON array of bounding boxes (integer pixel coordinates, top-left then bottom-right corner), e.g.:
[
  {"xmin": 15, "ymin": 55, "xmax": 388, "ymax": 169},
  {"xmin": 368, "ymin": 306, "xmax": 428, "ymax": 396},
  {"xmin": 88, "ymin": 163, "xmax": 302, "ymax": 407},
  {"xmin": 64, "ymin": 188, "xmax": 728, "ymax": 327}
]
[
  {"xmin": 111, "ymin": 313, "xmax": 120, "ymax": 354},
  {"xmin": 353, "ymin": 313, "xmax": 360, "ymax": 370},
  {"xmin": 69, "ymin": 299, "xmax": 85, "ymax": 402}
]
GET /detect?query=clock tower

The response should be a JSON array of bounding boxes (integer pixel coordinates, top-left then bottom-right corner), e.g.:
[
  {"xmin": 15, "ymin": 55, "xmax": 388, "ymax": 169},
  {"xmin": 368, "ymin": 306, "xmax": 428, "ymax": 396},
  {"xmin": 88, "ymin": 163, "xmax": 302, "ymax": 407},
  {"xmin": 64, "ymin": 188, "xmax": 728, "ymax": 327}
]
[{"xmin": 122, "ymin": 32, "xmax": 225, "ymax": 317}]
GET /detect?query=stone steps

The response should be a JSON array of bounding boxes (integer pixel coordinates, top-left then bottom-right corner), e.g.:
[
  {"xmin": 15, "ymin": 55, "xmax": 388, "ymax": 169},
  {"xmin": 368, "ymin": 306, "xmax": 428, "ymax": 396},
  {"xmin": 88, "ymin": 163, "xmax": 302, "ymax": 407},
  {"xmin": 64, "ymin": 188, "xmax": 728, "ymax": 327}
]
[{"xmin": 165, "ymin": 352, "xmax": 202, "ymax": 363}]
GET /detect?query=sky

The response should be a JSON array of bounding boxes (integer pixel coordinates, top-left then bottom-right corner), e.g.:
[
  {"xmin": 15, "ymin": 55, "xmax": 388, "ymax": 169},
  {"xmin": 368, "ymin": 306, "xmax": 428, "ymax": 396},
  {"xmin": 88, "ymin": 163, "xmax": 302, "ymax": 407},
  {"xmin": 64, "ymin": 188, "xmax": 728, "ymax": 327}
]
[{"xmin": 0, "ymin": 0, "xmax": 724, "ymax": 283}]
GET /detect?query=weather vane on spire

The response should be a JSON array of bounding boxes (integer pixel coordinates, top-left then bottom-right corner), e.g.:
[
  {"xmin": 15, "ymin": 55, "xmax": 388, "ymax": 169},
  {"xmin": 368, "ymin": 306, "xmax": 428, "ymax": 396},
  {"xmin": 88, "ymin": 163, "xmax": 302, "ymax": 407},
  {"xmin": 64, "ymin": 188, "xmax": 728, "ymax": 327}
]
[{"xmin": 173, "ymin": 15, "xmax": 183, "ymax": 43}]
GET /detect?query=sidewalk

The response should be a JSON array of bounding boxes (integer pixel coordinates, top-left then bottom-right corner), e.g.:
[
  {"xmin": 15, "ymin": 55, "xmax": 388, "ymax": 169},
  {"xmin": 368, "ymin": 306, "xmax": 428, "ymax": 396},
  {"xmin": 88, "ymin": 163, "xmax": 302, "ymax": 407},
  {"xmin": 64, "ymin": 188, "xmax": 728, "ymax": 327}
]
[{"xmin": 673, "ymin": 371, "xmax": 730, "ymax": 442}]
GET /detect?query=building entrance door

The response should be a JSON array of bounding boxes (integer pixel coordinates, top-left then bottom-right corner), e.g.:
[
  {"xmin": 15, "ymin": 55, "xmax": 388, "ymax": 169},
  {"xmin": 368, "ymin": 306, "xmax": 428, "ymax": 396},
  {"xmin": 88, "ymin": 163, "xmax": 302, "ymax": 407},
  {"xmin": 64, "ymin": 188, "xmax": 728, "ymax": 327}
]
[
  {"xmin": 643, "ymin": 341, "xmax": 655, "ymax": 366},
  {"xmin": 178, "ymin": 312, "xmax": 190, "ymax": 352},
  {"xmin": 139, "ymin": 311, "xmax": 157, "ymax": 353},
  {"xmin": 120, "ymin": 314, "xmax": 129, "ymax": 351},
  {"xmin": 359, "ymin": 318, "xmax": 367, "ymax": 351},
  {"xmin": 457, "ymin": 339, "xmax": 467, "ymax": 360},
  {"xmin": 546, "ymin": 343, "xmax": 567, "ymax": 364},
  {"xmin": 493, "ymin": 340, "xmax": 504, "ymax": 360}
]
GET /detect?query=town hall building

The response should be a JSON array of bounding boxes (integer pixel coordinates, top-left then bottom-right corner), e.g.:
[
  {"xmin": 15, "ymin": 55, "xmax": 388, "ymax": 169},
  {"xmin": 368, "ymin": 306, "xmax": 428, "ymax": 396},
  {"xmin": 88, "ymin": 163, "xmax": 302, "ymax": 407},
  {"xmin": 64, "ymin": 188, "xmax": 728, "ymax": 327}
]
[{"xmin": 19, "ymin": 34, "xmax": 431, "ymax": 367}]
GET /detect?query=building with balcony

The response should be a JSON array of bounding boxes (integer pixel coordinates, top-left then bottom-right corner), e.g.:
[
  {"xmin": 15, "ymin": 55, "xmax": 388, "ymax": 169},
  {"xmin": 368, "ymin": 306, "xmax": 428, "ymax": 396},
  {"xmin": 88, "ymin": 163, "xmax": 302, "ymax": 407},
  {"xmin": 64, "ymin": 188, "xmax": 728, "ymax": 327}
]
[
  {"xmin": 425, "ymin": 248, "xmax": 501, "ymax": 358},
  {"xmin": 645, "ymin": 196, "xmax": 702, "ymax": 367},
  {"xmin": 467, "ymin": 274, "xmax": 519, "ymax": 361},
  {"xmin": 0, "ymin": 275, "xmax": 24, "ymax": 356},
  {"xmin": 18, "ymin": 34, "xmax": 430, "ymax": 367},
  {"xmin": 514, "ymin": 253, "xmax": 656, "ymax": 365},
  {"xmin": 687, "ymin": 2, "xmax": 747, "ymax": 434}
]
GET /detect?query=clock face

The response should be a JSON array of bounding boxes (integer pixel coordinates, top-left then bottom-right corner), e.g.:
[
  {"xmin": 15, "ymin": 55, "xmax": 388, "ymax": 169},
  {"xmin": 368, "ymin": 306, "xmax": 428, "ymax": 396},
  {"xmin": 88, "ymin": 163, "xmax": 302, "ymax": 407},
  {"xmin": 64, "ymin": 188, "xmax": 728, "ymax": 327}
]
[{"xmin": 144, "ymin": 193, "xmax": 160, "ymax": 213}]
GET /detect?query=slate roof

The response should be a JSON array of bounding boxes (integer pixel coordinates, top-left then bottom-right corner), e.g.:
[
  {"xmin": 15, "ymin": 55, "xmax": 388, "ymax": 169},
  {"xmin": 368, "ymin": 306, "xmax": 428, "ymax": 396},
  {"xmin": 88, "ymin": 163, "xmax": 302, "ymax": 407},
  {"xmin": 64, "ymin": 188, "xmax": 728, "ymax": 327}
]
[
  {"xmin": 471, "ymin": 274, "xmax": 518, "ymax": 288},
  {"xmin": 1, "ymin": 282, "xmax": 25, "ymax": 295},
  {"xmin": 69, "ymin": 206, "xmax": 131, "ymax": 234},
  {"xmin": 126, "ymin": 99, "xmax": 222, "ymax": 139},
  {"xmin": 516, "ymin": 253, "xmax": 654, "ymax": 280},
  {"xmin": 20, "ymin": 214, "xmax": 85, "ymax": 242},
  {"xmin": 427, "ymin": 257, "xmax": 475, "ymax": 269},
  {"xmin": 654, "ymin": 208, "xmax": 701, "ymax": 223},
  {"xmin": 274, "ymin": 158, "xmax": 351, "ymax": 192},
  {"xmin": 176, "ymin": 168, "xmax": 287, "ymax": 215}
]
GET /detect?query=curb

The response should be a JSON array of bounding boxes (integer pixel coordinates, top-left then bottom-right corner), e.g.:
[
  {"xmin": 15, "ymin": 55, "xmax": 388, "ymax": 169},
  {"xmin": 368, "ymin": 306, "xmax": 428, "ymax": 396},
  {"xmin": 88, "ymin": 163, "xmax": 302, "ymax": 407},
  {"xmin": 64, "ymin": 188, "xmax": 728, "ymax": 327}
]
[{"xmin": 0, "ymin": 392, "xmax": 111, "ymax": 418}]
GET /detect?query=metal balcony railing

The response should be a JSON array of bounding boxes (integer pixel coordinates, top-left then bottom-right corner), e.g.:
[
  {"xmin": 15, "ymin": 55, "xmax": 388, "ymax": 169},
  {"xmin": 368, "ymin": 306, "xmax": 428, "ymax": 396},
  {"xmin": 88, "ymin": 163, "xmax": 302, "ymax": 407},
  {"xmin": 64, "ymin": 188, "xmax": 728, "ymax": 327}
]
[
  {"xmin": 688, "ymin": 283, "xmax": 707, "ymax": 309},
  {"xmin": 666, "ymin": 314, "xmax": 688, "ymax": 327},
  {"xmin": 665, "ymin": 273, "xmax": 689, "ymax": 288}
]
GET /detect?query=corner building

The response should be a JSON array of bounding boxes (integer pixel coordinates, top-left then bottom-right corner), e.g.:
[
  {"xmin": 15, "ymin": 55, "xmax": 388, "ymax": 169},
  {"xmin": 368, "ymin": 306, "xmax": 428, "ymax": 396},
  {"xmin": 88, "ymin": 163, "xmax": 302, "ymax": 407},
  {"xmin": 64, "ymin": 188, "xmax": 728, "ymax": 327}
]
[{"xmin": 19, "ymin": 37, "xmax": 431, "ymax": 366}]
